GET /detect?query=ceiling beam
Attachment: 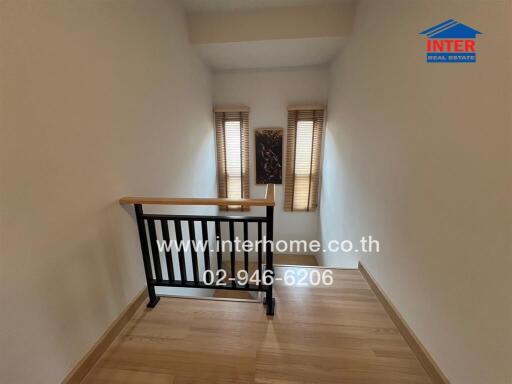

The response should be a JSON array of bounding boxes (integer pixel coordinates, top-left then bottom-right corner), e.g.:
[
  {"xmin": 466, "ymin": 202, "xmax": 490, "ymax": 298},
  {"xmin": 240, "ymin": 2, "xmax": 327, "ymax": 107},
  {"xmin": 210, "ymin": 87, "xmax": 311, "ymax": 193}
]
[{"xmin": 187, "ymin": 4, "xmax": 354, "ymax": 44}]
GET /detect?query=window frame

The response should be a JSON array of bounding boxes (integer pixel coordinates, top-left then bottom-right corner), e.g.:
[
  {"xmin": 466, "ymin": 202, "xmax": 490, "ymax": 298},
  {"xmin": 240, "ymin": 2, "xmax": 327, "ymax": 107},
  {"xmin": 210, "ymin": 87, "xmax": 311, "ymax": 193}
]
[
  {"xmin": 214, "ymin": 107, "xmax": 250, "ymax": 211},
  {"xmin": 284, "ymin": 106, "xmax": 325, "ymax": 212}
]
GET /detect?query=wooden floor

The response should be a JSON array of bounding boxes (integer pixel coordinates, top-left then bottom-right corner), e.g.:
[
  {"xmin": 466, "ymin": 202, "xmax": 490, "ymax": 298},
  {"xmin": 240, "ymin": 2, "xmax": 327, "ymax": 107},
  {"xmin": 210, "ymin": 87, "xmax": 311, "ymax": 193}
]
[
  {"xmin": 213, "ymin": 255, "xmax": 319, "ymax": 300},
  {"xmin": 83, "ymin": 267, "xmax": 432, "ymax": 384},
  {"xmin": 273, "ymin": 254, "xmax": 319, "ymax": 266}
]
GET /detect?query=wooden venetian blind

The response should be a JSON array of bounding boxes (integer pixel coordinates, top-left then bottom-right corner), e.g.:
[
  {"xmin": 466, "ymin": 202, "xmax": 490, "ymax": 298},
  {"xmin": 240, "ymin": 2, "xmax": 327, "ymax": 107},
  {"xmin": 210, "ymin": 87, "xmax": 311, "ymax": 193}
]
[
  {"xmin": 214, "ymin": 108, "xmax": 250, "ymax": 211},
  {"xmin": 284, "ymin": 107, "xmax": 325, "ymax": 212}
]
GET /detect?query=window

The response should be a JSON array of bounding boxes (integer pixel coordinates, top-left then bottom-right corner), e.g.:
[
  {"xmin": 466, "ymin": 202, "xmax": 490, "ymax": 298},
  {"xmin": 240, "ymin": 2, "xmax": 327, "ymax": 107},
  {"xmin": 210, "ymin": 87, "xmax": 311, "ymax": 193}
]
[
  {"xmin": 284, "ymin": 107, "xmax": 325, "ymax": 211},
  {"xmin": 214, "ymin": 108, "xmax": 250, "ymax": 211}
]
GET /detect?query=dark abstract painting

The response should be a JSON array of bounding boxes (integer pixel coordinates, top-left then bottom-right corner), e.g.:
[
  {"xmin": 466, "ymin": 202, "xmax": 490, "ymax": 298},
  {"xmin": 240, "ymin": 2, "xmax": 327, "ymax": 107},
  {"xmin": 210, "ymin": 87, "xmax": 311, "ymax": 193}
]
[{"xmin": 255, "ymin": 128, "xmax": 283, "ymax": 184}]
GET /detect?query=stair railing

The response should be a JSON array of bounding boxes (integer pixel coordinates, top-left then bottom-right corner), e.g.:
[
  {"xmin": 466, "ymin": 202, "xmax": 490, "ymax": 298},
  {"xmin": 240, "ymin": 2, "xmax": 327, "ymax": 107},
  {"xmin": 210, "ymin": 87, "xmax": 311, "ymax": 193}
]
[{"xmin": 120, "ymin": 184, "xmax": 275, "ymax": 315}]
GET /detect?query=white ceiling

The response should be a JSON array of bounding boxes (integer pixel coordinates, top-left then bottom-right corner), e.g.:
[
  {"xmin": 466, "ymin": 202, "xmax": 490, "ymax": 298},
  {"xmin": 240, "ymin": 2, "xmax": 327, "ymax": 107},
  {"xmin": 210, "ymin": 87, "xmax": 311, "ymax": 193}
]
[
  {"xmin": 180, "ymin": 0, "xmax": 353, "ymax": 13},
  {"xmin": 184, "ymin": 0, "xmax": 352, "ymax": 70},
  {"xmin": 195, "ymin": 37, "xmax": 345, "ymax": 70}
]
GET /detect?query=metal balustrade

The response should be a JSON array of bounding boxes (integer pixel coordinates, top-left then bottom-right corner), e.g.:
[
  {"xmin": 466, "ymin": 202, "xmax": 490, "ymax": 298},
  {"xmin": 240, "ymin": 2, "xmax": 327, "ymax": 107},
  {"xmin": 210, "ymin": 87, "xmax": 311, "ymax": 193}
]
[{"xmin": 120, "ymin": 184, "xmax": 275, "ymax": 315}]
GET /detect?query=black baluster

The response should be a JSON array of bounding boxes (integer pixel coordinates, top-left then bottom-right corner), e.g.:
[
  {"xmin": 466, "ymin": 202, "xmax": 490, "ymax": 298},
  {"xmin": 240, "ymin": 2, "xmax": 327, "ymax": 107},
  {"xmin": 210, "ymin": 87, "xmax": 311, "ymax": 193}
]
[
  {"xmin": 243, "ymin": 221, "xmax": 249, "ymax": 287},
  {"xmin": 188, "ymin": 220, "xmax": 199, "ymax": 285},
  {"xmin": 265, "ymin": 205, "xmax": 275, "ymax": 315},
  {"xmin": 134, "ymin": 205, "xmax": 159, "ymax": 308},
  {"xmin": 257, "ymin": 221, "xmax": 262, "ymax": 290},
  {"xmin": 174, "ymin": 219, "xmax": 187, "ymax": 284},
  {"xmin": 201, "ymin": 220, "xmax": 210, "ymax": 272},
  {"xmin": 147, "ymin": 219, "xmax": 163, "ymax": 282},
  {"xmin": 161, "ymin": 220, "xmax": 175, "ymax": 282},
  {"xmin": 215, "ymin": 221, "xmax": 222, "ymax": 271},
  {"xmin": 229, "ymin": 221, "xmax": 235, "ymax": 287}
]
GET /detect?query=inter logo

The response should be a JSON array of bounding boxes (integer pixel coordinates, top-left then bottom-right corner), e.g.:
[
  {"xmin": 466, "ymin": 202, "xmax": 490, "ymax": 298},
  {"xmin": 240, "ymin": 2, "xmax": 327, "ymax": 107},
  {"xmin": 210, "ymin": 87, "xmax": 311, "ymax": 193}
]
[{"xmin": 420, "ymin": 19, "xmax": 482, "ymax": 63}]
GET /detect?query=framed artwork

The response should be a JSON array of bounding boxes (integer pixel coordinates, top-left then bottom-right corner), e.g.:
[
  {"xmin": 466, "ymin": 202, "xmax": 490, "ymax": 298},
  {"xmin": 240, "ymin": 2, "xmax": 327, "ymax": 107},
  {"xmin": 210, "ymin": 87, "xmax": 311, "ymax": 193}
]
[{"xmin": 255, "ymin": 128, "xmax": 283, "ymax": 184}]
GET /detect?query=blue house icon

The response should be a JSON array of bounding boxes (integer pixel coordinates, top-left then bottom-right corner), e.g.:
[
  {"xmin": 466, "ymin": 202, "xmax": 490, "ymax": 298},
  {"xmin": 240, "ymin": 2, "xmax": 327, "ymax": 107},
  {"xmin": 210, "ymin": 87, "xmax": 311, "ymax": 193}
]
[{"xmin": 420, "ymin": 19, "xmax": 482, "ymax": 39}]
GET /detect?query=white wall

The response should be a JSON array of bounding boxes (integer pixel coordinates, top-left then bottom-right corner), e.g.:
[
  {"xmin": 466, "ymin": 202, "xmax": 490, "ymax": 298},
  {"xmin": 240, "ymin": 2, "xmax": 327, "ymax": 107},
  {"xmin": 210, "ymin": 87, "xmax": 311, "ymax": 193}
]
[
  {"xmin": 320, "ymin": 0, "xmax": 511, "ymax": 383},
  {"xmin": 0, "ymin": 1, "xmax": 216, "ymax": 383},
  {"xmin": 213, "ymin": 67, "xmax": 329, "ymax": 250}
]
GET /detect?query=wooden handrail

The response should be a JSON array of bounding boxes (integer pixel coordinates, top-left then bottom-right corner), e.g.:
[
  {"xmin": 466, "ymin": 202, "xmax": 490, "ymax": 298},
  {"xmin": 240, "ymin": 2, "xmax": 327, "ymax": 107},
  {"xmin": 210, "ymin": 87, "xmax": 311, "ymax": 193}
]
[{"xmin": 120, "ymin": 184, "xmax": 275, "ymax": 207}]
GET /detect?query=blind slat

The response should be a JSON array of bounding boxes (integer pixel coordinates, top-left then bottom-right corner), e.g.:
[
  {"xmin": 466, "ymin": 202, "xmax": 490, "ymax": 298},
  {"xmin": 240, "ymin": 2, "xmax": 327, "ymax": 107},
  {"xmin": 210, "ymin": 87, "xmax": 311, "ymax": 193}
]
[
  {"xmin": 215, "ymin": 110, "xmax": 250, "ymax": 211},
  {"xmin": 284, "ymin": 108, "xmax": 324, "ymax": 212}
]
